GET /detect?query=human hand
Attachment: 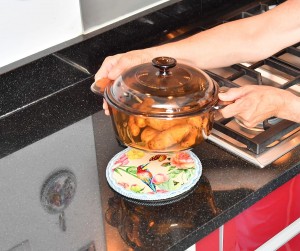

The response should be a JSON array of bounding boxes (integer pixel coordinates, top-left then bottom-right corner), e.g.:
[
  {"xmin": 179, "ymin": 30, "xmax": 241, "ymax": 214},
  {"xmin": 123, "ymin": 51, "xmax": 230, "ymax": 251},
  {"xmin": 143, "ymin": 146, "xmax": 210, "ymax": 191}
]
[
  {"xmin": 218, "ymin": 85, "xmax": 289, "ymax": 127},
  {"xmin": 94, "ymin": 49, "xmax": 155, "ymax": 115},
  {"xmin": 102, "ymin": 99, "xmax": 110, "ymax": 116}
]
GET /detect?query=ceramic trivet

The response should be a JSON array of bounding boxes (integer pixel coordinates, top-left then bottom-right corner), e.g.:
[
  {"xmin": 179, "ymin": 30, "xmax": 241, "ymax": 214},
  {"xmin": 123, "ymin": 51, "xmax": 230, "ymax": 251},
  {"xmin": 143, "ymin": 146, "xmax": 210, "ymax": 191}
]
[{"xmin": 106, "ymin": 148, "xmax": 202, "ymax": 202}]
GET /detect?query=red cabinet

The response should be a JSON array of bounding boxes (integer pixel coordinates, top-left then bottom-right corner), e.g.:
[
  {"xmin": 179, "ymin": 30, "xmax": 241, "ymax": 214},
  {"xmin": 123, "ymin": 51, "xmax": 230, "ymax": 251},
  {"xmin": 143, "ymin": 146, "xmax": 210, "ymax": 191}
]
[
  {"xmin": 224, "ymin": 174, "xmax": 300, "ymax": 250},
  {"xmin": 196, "ymin": 228, "xmax": 220, "ymax": 251},
  {"xmin": 195, "ymin": 174, "xmax": 300, "ymax": 250}
]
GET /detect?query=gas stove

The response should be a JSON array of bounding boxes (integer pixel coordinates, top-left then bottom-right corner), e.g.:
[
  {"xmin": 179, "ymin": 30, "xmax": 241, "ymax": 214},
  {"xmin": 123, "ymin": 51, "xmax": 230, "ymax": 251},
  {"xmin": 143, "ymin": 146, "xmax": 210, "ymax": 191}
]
[
  {"xmin": 205, "ymin": 2, "xmax": 300, "ymax": 167},
  {"xmin": 208, "ymin": 1, "xmax": 300, "ymax": 167},
  {"xmin": 207, "ymin": 60, "xmax": 300, "ymax": 167},
  {"xmin": 160, "ymin": 0, "xmax": 300, "ymax": 167}
]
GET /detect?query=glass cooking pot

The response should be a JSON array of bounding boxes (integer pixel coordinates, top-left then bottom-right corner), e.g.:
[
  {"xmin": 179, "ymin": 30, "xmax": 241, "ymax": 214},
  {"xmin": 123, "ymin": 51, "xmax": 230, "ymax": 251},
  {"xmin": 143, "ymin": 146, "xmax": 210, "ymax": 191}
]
[{"xmin": 91, "ymin": 57, "xmax": 226, "ymax": 152}]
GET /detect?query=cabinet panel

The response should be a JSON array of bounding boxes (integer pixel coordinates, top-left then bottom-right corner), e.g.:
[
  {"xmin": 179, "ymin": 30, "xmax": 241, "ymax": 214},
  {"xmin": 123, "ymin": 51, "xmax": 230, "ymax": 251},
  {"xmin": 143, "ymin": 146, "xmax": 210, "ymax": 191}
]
[
  {"xmin": 196, "ymin": 228, "xmax": 219, "ymax": 251},
  {"xmin": 223, "ymin": 174, "xmax": 300, "ymax": 250}
]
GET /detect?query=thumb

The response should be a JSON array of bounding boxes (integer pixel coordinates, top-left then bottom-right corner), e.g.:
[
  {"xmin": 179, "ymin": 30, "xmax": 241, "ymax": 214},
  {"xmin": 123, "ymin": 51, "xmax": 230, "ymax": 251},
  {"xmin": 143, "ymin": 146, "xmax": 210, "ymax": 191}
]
[{"xmin": 218, "ymin": 87, "xmax": 248, "ymax": 101}]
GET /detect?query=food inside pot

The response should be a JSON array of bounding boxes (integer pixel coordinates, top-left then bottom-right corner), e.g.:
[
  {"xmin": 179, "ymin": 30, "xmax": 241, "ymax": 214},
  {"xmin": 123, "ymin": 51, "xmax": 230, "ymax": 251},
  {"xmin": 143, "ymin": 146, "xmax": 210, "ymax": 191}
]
[
  {"xmin": 108, "ymin": 103, "xmax": 213, "ymax": 152},
  {"xmin": 100, "ymin": 57, "xmax": 222, "ymax": 152}
]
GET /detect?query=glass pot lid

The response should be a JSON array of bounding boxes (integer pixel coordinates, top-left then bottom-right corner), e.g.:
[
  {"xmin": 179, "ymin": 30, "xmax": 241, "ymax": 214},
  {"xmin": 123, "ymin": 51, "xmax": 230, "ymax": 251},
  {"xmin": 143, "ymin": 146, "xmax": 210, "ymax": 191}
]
[{"xmin": 105, "ymin": 57, "xmax": 219, "ymax": 117}]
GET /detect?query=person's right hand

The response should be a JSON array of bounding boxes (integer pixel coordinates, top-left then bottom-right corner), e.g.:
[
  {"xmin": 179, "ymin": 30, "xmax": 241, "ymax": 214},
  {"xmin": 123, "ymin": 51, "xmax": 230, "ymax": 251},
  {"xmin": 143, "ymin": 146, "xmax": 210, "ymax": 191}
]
[
  {"xmin": 218, "ymin": 85, "xmax": 300, "ymax": 126},
  {"xmin": 94, "ymin": 49, "xmax": 155, "ymax": 115}
]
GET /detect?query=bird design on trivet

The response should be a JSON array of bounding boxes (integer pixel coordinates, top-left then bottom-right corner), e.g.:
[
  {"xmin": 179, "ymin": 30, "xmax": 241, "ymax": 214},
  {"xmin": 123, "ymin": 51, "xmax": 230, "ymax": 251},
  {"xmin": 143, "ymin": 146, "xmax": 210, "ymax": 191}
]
[{"xmin": 136, "ymin": 163, "xmax": 156, "ymax": 192}]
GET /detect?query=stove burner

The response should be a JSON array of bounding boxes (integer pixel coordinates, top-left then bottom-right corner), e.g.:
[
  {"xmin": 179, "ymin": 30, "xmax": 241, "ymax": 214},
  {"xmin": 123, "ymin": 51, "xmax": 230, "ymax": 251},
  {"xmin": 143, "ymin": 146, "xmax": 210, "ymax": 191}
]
[{"xmin": 235, "ymin": 117, "xmax": 282, "ymax": 132}]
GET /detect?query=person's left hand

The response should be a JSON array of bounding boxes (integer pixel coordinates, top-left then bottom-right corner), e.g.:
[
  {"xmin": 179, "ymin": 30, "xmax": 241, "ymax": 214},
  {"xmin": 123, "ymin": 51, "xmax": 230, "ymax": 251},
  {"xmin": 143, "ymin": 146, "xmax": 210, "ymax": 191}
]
[{"xmin": 218, "ymin": 85, "xmax": 287, "ymax": 127}]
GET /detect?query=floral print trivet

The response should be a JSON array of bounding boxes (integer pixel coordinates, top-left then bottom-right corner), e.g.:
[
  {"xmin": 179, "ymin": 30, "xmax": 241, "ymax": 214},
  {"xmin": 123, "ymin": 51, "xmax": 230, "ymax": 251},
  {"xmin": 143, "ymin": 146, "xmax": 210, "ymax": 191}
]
[{"xmin": 106, "ymin": 148, "xmax": 202, "ymax": 201}]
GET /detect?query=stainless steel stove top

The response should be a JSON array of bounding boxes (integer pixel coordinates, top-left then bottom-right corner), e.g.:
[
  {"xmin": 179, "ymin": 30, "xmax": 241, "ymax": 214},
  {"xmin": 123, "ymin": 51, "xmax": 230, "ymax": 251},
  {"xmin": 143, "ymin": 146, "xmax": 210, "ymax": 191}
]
[
  {"xmin": 159, "ymin": 1, "xmax": 300, "ymax": 167},
  {"xmin": 208, "ymin": 129, "xmax": 300, "ymax": 168},
  {"xmin": 205, "ymin": 8, "xmax": 300, "ymax": 167}
]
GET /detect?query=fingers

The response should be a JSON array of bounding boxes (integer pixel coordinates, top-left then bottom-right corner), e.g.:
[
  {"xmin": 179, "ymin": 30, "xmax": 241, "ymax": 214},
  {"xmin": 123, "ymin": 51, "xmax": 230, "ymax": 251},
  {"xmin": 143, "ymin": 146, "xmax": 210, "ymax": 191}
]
[
  {"xmin": 93, "ymin": 48, "xmax": 156, "ymax": 116},
  {"xmin": 107, "ymin": 51, "xmax": 154, "ymax": 79},
  {"xmin": 218, "ymin": 87, "xmax": 246, "ymax": 118},
  {"xmin": 219, "ymin": 99, "xmax": 262, "ymax": 128},
  {"xmin": 218, "ymin": 86, "xmax": 255, "ymax": 119},
  {"xmin": 95, "ymin": 55, "xmax": 121, "ymax": 81},
  {"xmin": 103, "ymin": 100, "xmax": 110, "ymax": 115},
  {"xmin": 218, "ymin": 98, "xmax": 245, "ymax": 119},
  {"xmin": 95, "ymin": 52, "xmax": 146, "ymax": 117},
  {"xmin": 94, "ymin": 50, "xmax": 155, "ymax": 115},
  {"xmin": 95, "ymin": 78, "xmax": 112, "ymax": 93},
  {"xmin": 218, "ymin": 85, "xmax": 284, "ymax": 127},
  {"xmin": 218, "ymin": 86, "xmax": 251, "ymax": 101},
  {"xmin": 95, "ymin": 50, "xmax": 153, "ymax": 83}
]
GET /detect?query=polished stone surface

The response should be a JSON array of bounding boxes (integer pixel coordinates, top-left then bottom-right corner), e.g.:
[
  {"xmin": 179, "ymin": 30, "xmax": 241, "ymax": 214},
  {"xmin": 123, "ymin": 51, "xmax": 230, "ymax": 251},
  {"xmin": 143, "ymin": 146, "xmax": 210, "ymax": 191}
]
[
  {"xmin": 0, "ymin": 77, "xmax": 102, "ymax": 158},
  {"xmin": 1, "ymin": 105, "xmax": 299, "ymax": 250},
  {"xmin": 0, "ymin": 55, "xmax": 91, "ymax": 118},
  {"xmin": 93, "ymin": 111, "xmax": 300, "ymax": 250},
  {"xmin": 0, "ymin": 0, "xmax": 299, "ymax": 250}
]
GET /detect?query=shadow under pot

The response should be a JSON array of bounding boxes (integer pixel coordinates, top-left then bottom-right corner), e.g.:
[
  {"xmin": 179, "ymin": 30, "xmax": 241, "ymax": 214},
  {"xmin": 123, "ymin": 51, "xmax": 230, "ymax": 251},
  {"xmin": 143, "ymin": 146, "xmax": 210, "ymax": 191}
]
[{"xmin": 91, "ymin": 57, "xmax": 229, "ymax": 152}]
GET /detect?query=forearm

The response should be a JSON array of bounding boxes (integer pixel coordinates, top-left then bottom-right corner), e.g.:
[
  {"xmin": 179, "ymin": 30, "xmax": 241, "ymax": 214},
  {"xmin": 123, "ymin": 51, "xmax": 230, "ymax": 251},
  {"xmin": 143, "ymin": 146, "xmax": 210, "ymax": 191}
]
[
  {"xmin": 150, "ymin": 21, "xmax": 255, "ymax": 69},
  {"xmin": 147, "ymin": 0, "xmax": 300, "ymax": 70}
]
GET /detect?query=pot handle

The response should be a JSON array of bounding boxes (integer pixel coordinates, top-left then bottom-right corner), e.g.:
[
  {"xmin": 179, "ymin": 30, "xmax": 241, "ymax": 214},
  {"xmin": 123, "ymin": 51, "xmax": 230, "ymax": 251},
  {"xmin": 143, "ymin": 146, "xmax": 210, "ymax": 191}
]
[
  {"xmin": 212, "ymin": 86, "xmax": 234, "ymax": 110},
  {"xmin": 90, "ymin": 78, "xmax": 112, "ymax": 96}
]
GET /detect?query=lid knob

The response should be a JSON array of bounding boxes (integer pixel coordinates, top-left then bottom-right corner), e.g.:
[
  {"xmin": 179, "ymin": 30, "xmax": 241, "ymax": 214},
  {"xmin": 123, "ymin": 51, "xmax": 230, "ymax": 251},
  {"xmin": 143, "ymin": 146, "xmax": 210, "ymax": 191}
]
[{"xmin": 152, "ymin": 57, "xmax": 177, "ymax": 76}]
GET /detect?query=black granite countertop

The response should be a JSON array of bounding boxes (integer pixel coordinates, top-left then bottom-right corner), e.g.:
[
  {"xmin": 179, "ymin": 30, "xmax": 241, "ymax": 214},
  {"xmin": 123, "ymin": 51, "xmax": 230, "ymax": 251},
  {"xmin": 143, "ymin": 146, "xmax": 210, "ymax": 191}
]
[
  {"xmin": 0, "ymin": 0, "xmax": 299, "ymax": 250},
  {"xmin": 92, "ymin": 110, "xmax": 300, "ymax": 251},
  {"xmin": 1, "ymin": 0, "xmax": 260, "ymax": 158}
]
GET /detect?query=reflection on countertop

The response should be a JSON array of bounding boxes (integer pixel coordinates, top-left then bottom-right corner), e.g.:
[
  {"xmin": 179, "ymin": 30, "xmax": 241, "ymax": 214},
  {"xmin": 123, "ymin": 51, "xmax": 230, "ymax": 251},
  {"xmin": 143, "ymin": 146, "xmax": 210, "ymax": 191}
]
[
  {"xmin": 92, "ymin": 111, "xmax": 300, "ymax": 250},
  {"xmin": 105, "ymin": 176, "xmax": 219, "ymax": 250}
]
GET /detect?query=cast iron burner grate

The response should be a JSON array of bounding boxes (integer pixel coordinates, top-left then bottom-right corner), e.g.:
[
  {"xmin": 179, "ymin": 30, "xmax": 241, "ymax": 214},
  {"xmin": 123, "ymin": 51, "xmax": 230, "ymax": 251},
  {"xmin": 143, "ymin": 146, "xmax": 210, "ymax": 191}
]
[
  {"xmin": 156, "ymin": 0, "xmax": 299, "ymax": 158},
  {"xmin": 202, "ymin": 0, "xmax": 300, "ymax": 155},
  {"xmin": 206, "ymin": 42, "xmax": 300, "ymax": 154}
]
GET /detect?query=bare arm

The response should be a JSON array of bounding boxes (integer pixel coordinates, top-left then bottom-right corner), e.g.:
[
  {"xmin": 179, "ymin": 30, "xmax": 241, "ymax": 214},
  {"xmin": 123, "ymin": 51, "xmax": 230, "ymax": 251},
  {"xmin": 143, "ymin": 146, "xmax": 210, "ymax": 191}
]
[
  {"xmin": 96, "ymin": 0, "xmax": 300, "ymax": 123},
  {"xmin": 150, "ymin": 0, "xmax": 300, "ymax": 69},
  {"xmin": 96, "ymin": 0, "xmax": 300, "ymax": 79}
]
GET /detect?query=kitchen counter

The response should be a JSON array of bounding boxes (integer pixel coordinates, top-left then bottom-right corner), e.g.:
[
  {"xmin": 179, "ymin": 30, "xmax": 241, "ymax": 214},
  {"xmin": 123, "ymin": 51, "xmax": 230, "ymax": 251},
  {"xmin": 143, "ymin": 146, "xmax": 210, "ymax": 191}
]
[
  {"xmin": 1, "ymin": 104, "xmax": 298, "ymax": 250},
  {"xmin": 1, "ymin": 0, "xmax": 299, "ymax": 250},
  {"xmin": 92, "ymin": 110, "xmax": 300, "ymax": 250}
]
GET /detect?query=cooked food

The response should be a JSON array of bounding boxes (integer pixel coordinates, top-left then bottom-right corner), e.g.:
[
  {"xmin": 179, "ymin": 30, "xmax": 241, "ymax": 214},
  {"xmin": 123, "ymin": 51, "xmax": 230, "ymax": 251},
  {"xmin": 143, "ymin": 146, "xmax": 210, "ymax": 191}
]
[
  {"xmin": 187, "ymin": 116, "xmax": 202, "ymax": 128},
  {"xmin": 148, "ymin": 124, "xmax": 192, "ymax": 150},
  {"xmin": 110, "ymin": 103, "xmax": 212, "ymax": 151},
  {"xmin": 180, "ymin": 127, "xmax": 198, "ymax": 148},
  {"xmin": 135, "ymin": 117, "xmax": 147, "ymax": 128},
  {"xmin": 132, "ymin": 99, "xmax": 151, "ymax": 128},
  {"xmin": 128, "ymin": 116, "xmax": 140, "ymax": 136},
  {"xmin": 138, "ymin": 97, "xmax": 155, "ymax": 112},
  {"xmin": 141, "ymin": 127, "xmax": 160, "ymax": 143},
  {"xmin": 145, "ymin": 118, "xmax": 187, "ymax": 131}
]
